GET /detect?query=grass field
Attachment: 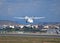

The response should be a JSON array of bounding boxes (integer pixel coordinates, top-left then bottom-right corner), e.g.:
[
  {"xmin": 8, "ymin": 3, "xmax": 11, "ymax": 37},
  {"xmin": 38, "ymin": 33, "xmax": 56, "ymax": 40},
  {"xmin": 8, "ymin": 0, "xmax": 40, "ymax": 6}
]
[{"xmin": 0, "ymin": 36, "xmax": 60, "ymax": 43}]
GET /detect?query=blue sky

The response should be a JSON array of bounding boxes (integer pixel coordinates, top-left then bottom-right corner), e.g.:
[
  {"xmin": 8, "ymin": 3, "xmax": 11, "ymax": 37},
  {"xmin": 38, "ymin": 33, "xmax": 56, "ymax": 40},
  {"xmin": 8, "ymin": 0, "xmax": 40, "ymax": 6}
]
[{"xmin": 0, "ymin": 0, "xmax": 60, "ymax": 24}]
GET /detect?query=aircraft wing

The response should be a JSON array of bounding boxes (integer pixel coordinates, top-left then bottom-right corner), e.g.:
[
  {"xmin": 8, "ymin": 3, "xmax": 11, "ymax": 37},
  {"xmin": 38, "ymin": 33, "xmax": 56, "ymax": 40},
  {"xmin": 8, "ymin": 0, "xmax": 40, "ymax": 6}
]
[
  {"xmin": 14, "ymin": 17, "xmax": 25, "ymax": 19},
  {"xmin": 14, "ymin": 16, "xmax": 45, "ymax": 19},
  {"xmin": 31, "ymin": 17, "xmax": 45, "ymax": 19}
]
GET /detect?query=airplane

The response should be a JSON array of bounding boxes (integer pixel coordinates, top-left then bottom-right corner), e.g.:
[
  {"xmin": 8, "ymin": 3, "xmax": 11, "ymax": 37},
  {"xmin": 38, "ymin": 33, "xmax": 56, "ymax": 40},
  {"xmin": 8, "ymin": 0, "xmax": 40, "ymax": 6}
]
[{"xmin": 14, "ymin": 16, "xmax": 45, "ymax": 24}]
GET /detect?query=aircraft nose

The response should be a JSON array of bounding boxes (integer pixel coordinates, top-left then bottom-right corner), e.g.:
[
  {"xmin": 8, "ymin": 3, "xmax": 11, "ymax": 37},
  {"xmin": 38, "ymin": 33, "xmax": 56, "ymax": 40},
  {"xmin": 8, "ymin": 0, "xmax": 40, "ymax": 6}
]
[{"xmin": 27, "ymin": 19, "xmax": 33, "ymax": 23}]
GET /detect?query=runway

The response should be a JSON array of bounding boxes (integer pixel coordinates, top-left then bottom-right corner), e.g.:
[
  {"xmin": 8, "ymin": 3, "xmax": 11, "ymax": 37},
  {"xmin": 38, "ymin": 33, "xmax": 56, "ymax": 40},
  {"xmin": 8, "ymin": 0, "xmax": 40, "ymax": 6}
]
[{"xmin": 0, "ymin": 33, "xmax": 60, "ymax": 38}]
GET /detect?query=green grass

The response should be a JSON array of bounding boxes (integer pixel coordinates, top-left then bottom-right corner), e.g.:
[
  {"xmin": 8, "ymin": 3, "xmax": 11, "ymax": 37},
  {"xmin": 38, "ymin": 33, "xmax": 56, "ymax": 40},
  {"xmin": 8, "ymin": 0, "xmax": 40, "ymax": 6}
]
[{"xmin": 0, "ymin": 36, "xmax": 60, "ymax": 43}]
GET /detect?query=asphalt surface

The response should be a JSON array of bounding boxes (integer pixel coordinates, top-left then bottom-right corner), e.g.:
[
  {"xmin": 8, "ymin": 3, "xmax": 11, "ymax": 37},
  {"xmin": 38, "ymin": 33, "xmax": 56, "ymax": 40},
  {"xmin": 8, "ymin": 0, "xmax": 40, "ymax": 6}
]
[{"xmin": 0, "ymin": 34, "xmax": 60, "ymax": 38}]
